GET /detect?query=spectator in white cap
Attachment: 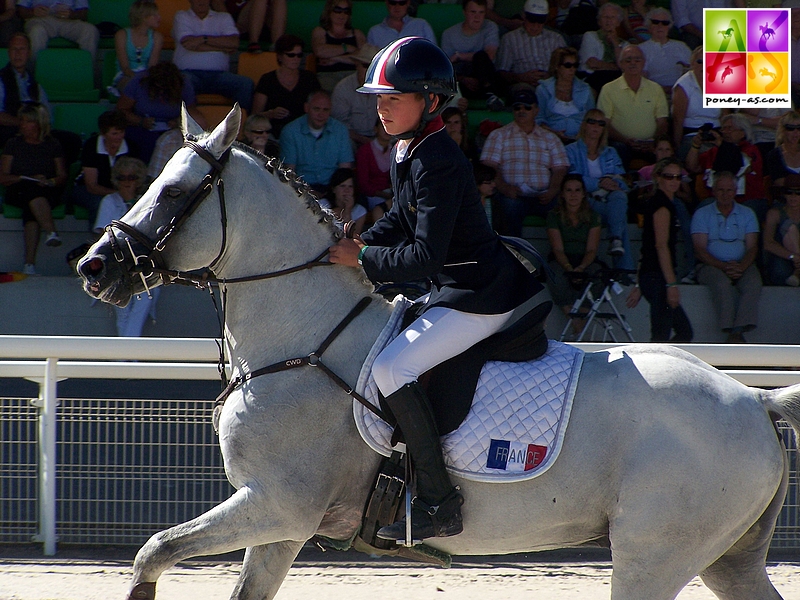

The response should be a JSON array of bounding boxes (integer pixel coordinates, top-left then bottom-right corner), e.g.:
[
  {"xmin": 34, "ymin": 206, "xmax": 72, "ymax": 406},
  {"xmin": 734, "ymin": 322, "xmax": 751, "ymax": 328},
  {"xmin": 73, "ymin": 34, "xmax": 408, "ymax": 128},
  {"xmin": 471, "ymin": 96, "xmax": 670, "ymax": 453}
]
[{"xmin": 496, "ymin": 0, "xmax": 566, "ymax": 95}]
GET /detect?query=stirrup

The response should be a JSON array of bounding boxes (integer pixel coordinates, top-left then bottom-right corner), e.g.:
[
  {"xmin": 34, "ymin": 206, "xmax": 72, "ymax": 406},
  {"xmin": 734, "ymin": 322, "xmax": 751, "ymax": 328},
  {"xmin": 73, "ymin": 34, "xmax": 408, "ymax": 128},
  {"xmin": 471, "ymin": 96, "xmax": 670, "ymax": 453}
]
[{"xmin": 377, "ymin": 487, "xmax": 463, "ymax": 544}]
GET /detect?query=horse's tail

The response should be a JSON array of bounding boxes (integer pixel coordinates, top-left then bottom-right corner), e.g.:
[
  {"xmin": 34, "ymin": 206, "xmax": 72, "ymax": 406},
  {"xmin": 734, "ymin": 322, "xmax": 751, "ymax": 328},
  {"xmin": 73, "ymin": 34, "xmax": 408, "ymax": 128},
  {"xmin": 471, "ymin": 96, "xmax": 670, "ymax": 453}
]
[{"xmin": 759, "ymin": 384, "xmax": 800, "ymax": 435}]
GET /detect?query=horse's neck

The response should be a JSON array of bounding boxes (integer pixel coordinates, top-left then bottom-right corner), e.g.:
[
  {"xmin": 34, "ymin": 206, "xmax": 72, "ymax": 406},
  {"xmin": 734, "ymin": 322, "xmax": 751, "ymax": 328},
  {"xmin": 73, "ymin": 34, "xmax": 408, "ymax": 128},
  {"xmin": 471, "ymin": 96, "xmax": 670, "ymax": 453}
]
[{"xmin": 211, "ymin": 149, "xmax": 394, "ymax": 387}]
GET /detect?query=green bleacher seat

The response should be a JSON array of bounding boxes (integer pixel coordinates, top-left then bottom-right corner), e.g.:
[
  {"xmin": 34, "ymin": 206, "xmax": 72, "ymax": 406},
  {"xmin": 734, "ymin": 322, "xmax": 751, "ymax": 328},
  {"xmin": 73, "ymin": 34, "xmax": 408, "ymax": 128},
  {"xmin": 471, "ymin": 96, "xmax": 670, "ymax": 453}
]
[
  {"xmin": 286, "ymin": 0, "xmax": 326, "ymax": 48},
  {"xmin": 351, "ymin": 2, "xmax": 387, "ymax": 38},
  {"xmin": 0, "ymin": 48, "xmax": 7, "ymax": 67},
  {"xmin": 88, "ymin": 0, "xmax": 132, "ymax": 29},
  {"xmin": 35, "ymin": 49, "xmax": 100, "ymax": 102},
  {"xmin": 3, "ymin": 203, "xmax": 66, "ymax": 219},
  {"xmin": 52, "ymin": 104, "xmax": 110, "ymax": 139},
  {"xmin": 415, "ymin": 3, "xmax": 463, "ymax": 44},
  {"xmin": 465, "ymin": 109, "xmax": 513, "ymax": 140}
]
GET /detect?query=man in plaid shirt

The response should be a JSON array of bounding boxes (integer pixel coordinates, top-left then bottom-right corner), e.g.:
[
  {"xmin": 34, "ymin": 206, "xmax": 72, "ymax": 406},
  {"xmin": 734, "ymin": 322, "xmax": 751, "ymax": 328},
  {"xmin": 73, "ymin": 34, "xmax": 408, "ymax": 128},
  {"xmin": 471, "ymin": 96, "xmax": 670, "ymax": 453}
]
[
  {"xmin": 495, "ymin": 0, "xmax": 565, "ymax": 90},
  {"xmin": 480, "ymin": 84, "xmax": 569, "ymax": 237}
]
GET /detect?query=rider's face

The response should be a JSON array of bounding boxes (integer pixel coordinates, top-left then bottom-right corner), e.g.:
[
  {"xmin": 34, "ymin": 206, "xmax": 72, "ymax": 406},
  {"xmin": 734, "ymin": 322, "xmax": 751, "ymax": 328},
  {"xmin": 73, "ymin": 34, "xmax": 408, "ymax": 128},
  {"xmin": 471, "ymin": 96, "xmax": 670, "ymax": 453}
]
[{"xmin": 377, "ymin": 93, "xmax": 426, "ymax": 136}]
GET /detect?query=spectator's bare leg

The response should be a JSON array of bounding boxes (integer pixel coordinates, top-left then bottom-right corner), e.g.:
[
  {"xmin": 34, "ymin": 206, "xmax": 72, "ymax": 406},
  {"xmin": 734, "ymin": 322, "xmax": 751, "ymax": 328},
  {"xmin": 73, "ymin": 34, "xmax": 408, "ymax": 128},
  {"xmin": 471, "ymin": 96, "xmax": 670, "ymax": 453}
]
[
  {"xmin": 784, "ymin": 223, "xmax": 800, "ymax": 279},
  {"xmin": 238, "ymin": 0, "xmax": 267, "ymax": 44},
  {"xmin": 23, "ymin": 219, "xmax": 40, "ymax": 266},
  {"xmin": 268, "ymin": 0, "xmax": 286, "ymax": 45}
]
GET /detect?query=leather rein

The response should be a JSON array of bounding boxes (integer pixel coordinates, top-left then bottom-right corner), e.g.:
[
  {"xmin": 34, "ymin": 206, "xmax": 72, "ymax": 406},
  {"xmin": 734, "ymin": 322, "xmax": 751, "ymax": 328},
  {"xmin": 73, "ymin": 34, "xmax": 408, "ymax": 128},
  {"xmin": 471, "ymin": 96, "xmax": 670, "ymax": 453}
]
[{"xmin": 104, "ymin": 136, "xmax": 387, "ymax": 423}]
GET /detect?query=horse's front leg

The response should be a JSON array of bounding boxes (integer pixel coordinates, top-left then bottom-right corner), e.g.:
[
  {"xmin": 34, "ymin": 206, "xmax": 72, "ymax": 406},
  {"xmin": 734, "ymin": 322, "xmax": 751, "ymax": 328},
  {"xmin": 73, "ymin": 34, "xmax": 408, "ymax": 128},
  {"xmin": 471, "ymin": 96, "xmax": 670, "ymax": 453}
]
[
  {"xmin": 127, "ymin": 486, "xmax": 318, "ymax": 599},
  {"xmin": 230, "ymin": 541, "xmax": 306, "ymax": 600}
]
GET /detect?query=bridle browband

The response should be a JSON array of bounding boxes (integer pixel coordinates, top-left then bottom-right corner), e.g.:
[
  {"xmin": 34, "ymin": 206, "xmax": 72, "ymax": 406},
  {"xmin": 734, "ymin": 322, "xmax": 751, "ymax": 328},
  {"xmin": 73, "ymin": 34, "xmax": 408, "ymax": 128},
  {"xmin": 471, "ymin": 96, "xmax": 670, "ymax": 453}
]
[{"xmin": 104, "ymin": 135, "xmax": 387, "ymax": 422}]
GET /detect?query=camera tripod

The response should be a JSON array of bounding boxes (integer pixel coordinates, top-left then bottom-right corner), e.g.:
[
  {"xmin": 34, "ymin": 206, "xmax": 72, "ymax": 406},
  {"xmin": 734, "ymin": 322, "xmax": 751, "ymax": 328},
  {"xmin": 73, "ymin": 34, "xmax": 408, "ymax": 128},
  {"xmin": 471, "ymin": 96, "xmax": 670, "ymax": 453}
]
[{"xmin": 558, "ymin": 268, "xmax": 636, "ymax": 343}]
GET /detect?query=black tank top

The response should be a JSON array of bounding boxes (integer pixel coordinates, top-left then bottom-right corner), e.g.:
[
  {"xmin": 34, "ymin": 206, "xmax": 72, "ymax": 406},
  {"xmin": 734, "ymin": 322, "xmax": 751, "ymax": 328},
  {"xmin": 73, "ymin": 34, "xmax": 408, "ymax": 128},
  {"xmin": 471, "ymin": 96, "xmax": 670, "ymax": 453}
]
[{"xmin": 316, "ymin": 31, "xmax": 358, "ymax": 73}]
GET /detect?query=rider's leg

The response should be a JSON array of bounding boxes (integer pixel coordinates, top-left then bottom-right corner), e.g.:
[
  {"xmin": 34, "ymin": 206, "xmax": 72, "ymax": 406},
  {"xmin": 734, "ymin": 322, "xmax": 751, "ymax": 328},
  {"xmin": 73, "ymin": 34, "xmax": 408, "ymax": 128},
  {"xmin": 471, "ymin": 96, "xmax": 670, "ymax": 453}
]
[{"xmin": 372, "ymin": 307, "xmax": 514, "ymax": 541}]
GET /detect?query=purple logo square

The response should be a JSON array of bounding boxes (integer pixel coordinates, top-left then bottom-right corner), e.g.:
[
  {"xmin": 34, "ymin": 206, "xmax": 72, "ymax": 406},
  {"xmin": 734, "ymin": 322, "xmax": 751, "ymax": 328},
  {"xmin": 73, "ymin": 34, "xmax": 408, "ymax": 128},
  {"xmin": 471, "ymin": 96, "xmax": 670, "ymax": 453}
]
[{"xmin": 747, "ymin": 10, "xmax": 789, "ymax": 52}]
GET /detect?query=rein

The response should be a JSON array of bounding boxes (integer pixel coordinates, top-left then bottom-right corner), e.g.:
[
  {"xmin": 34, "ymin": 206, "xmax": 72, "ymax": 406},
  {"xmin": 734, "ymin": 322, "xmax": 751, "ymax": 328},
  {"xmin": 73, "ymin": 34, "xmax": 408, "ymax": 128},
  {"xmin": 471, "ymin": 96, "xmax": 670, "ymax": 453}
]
[{"xmin": 107, "ymin": 135, "xmax": 387, "ymax": 422}]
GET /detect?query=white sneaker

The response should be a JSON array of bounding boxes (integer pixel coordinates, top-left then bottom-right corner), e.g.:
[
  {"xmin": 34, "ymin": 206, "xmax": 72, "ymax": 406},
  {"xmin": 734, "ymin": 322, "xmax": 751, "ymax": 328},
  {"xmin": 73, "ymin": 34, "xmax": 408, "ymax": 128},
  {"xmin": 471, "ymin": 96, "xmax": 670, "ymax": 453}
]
[
  {"xmin": 22, "ymin": 263, "xmax": 36, "ymax": 275},
  {"xmin": 786, "ymin": 274, "xmax": 800, "ymax": 287},
  {"xmin": 681, "ymin": 267, "xmax": 697, "ymax": 284},
  {"xmin": 45, "ymin": 231, "xmax": 62, "ymax": 247},
  {"xmin": 609, "ymin": 238, "xmax": 624, "ymax": 256}
]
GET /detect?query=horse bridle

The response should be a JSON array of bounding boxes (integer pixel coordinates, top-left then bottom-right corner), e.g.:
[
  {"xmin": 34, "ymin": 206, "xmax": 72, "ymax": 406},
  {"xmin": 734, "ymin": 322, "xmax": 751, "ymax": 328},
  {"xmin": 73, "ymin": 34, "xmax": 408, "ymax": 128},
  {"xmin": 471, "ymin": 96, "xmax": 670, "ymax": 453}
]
[{"xmin": 104, "ymin": 136, "xmax": 387, "ymax": 422}]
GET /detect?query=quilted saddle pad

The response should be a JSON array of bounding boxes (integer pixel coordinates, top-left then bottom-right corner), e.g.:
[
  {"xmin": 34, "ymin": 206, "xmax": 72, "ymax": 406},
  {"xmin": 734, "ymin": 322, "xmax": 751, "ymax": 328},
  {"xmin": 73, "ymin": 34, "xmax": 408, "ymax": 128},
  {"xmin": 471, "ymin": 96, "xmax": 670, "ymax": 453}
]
[{"xmin": 354, "ymin": 296, "xmax": 584, "ymax": 483}]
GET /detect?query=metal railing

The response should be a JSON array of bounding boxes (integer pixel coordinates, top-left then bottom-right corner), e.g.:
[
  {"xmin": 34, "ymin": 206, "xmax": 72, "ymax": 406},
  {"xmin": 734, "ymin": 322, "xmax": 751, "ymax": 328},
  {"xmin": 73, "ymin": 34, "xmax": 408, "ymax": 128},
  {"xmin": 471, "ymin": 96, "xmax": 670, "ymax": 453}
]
[{"xmin": 0, "ymin": 336, "xmax": 798, "ymax": 555}]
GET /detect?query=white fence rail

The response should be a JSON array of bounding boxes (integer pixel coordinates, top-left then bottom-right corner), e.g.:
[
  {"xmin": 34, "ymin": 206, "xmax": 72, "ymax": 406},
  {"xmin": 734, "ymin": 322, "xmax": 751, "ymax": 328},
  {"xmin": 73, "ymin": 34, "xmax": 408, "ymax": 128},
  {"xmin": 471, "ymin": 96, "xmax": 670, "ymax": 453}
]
[{"xmin": 0, "ymin": 336, "xmax": 798, "ymax": 556}]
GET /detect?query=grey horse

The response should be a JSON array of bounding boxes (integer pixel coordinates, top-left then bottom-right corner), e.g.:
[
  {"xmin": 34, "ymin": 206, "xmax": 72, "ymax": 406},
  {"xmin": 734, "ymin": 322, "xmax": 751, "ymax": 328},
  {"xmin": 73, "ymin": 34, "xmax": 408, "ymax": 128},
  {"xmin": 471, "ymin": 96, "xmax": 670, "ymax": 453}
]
[{"xmin": 78, "ymin": 105, "xmax": 800, "ymax": 600}]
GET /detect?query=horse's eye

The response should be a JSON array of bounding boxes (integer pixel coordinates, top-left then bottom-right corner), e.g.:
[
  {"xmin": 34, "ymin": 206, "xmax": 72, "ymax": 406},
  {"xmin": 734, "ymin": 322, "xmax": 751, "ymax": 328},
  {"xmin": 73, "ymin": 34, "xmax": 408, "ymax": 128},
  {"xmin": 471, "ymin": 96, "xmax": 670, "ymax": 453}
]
[{"xmin": 165, "ymin": 187, "xmax": 182, "ymax": 198}]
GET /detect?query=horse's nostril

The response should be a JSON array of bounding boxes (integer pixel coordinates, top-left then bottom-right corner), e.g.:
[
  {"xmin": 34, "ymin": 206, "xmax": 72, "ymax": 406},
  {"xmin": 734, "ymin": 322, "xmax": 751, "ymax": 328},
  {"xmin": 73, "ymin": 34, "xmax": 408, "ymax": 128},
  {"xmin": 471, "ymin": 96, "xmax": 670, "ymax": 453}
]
[{"xmin": 81, "ymin": 257, "xmax": 105, "ymax": 278}]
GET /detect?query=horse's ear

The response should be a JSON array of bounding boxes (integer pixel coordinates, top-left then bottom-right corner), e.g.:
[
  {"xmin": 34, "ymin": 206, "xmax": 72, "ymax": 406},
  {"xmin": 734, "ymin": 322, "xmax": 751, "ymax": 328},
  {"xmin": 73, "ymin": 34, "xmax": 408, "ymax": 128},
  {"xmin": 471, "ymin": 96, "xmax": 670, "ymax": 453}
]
[
  {"xmin": 205, "ymin": 104, "xmax": 242, "ymax": 159},
  {"xmin": 181, "ymin": 103, "xmax": 203, "ymax": 138}
]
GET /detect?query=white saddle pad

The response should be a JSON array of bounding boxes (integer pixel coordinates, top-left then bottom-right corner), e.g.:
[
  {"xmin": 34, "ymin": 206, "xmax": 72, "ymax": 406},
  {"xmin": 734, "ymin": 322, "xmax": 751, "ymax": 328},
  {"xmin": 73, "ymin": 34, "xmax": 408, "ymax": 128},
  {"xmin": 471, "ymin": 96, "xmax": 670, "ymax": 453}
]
[{"xmin": 354, "ymin": 296, "xmax": 584, "ymax": 483}]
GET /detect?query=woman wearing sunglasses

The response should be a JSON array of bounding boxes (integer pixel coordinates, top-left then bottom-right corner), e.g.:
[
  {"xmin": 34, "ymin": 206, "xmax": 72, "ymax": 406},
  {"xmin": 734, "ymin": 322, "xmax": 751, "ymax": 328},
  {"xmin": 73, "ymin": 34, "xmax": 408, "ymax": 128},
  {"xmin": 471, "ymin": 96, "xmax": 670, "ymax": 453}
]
[
  {"xmin": 671, "ymin": 46, "xmax": 725, "ymax": 159},
  {"xmin": 763, "ymin": 174, "xmax": 800, "ymax": 286},
  {"xmin": 765, "ymin": 112, "xmax": 800, "ymax": 189},
  {"xmin": 565, "ymin": 109, "xmax": 634, "ymax": 270},
  {"xmin": 252, "ymin": 34, "xmax": 321, "ymax": 137},
  {"xmin": 535, "ymin": 46, "xmax": 595, "ymax": 143},
  {"xmin": 92, "ymin": 157, "xmax": 161, "ymax": 337},
  {"xmin": 626, "ymin": 157, "xmax": 693, "ymax": 342},
  {"xmin": 311, "ymin": 0, "xmax": 366, "ymax": 91},
  {"xmin": 329, "ymin": 38, "xmax": 549, "ymax": 543}
]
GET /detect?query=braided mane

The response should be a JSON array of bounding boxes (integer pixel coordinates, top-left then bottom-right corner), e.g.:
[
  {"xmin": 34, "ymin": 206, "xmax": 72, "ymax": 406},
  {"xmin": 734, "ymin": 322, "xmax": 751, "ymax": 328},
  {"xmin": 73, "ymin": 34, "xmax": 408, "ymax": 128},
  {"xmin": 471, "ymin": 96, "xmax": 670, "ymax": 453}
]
[{"xmin": 228, "ymin": 140, "xmax": 344, "ymax": 241}]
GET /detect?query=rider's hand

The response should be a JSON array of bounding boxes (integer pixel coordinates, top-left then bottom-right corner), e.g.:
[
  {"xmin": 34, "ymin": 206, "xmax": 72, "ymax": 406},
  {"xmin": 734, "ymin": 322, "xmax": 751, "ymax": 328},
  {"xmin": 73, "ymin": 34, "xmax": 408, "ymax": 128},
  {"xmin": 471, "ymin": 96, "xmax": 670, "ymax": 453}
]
[{"xmin": 329, "ymin": 238, "xmax": 364, "ymax": 268}]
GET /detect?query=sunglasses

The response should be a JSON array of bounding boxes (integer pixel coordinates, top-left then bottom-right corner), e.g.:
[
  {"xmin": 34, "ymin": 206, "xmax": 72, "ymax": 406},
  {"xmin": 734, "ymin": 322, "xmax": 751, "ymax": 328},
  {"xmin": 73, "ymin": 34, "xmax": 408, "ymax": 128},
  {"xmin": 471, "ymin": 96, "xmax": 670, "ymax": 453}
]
[
  {"xmin": 650, "ymin": 19, "xmax": 671, "ymax": 26},
  {"xmin": 387, "ymin": 0, "xmax": 408, "ymax": 5},
  {"xmin": 695, "ymin": 59, "xmax": 703, "ymax": 64},
  {"xmin": 560, "ymin": 61, "xmax": 578, "ymax": 68},
  {"xmin": 786, "ymin": 188, "xmax": 800, "ymax": 195},
  {"xmin": 248, "ymin": 128, "xmax": 270, "ymax": 134},
  {"xmin": 116, "ymin": 174, "xmax": 140, "ymax": 181},
  {"xmin": 332, "ymin": 5, "xmax": 351, "ymax": 13},
  {"xmin": 283, "ymin": 51, "xmax": 303, "ymax": 58},
  {"xmin": 524, "ymin": 12, "xmax": 547, "ymax": 23},
  {"xmin": 784, "ymin": 124, "xmax": 800, "ymax": 131},
  {"xmin": 659, "ymin": 173, "xmax": 681, "ymax": 181},
  {"xmin": 512, "ymin": 103, "xmax": 534, "ymax": 111},
  {"xmin": 586, "ymin": 118, "xmax": 606, "ymax": 126}
]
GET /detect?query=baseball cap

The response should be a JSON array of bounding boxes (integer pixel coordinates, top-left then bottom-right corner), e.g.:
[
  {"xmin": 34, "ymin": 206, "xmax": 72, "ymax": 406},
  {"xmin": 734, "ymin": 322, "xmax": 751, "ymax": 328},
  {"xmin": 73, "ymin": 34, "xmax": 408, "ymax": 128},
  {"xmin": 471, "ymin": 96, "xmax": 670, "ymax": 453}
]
[
  {"xmin": 510, "ymin": 85, "xmax": 538, "ymax": 106},
  {"xmin": 523, "ymin": 0, "xmax": 548, "ymax": 16}
]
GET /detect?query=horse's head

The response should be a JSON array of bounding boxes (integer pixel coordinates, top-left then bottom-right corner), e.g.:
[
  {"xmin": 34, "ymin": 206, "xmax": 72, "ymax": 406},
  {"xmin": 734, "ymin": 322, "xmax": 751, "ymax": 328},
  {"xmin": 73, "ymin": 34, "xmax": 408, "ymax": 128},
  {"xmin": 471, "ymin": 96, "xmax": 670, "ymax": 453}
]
[{"xmin": 78, "ymin": 104, "xmax": 241, "ymax": 306}]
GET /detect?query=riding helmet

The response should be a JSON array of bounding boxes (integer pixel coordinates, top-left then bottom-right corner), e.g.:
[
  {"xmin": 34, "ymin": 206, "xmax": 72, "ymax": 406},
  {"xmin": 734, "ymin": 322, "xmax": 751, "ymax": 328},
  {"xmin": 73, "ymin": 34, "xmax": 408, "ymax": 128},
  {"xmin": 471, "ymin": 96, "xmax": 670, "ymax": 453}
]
[{"xmin": 358, "ymin": 37, "xmax": 456, "ymax": 135}]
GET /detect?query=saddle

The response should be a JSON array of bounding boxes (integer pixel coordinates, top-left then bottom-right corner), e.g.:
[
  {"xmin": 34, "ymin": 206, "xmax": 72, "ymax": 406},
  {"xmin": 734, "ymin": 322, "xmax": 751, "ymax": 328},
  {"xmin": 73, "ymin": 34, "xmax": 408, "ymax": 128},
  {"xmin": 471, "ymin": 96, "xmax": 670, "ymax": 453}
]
[{"xmin": 383, "ymin": 295, "xmax": 552, "ymax": 436}]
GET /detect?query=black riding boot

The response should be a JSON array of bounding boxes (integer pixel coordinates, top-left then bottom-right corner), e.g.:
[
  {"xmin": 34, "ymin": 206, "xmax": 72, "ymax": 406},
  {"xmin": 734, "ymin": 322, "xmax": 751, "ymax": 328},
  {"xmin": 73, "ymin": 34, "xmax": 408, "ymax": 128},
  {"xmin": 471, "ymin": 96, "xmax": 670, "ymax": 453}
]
[{"xmin": 376, "ymin": 382, "xmax": 463, "ymax": 542}]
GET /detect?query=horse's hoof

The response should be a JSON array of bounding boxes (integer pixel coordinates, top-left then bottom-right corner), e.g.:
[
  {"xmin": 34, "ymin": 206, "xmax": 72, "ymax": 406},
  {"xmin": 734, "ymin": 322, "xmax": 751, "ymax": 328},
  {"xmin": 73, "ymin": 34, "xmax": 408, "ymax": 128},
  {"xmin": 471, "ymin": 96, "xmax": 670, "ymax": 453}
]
[{"xmin": 128, "ymin": 582, "xmax": 156, "ymax": 600}]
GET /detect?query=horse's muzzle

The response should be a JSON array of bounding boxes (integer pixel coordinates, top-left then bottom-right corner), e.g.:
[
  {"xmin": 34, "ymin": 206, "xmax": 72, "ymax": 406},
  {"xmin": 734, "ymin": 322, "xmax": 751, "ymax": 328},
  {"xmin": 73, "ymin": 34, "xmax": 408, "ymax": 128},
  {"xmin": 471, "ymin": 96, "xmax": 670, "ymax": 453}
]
[{"xmin": 78, "ymin": 241, "xmax": 136, "ymax": 307}]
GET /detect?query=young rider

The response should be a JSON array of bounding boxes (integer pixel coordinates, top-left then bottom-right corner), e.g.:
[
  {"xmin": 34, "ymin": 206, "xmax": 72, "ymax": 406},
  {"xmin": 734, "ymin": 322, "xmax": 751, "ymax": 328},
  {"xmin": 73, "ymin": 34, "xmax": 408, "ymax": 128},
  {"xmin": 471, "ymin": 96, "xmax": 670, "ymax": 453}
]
[{"xmin": 329, "ymin": 37, "xmax": 550, "ymax": 543}]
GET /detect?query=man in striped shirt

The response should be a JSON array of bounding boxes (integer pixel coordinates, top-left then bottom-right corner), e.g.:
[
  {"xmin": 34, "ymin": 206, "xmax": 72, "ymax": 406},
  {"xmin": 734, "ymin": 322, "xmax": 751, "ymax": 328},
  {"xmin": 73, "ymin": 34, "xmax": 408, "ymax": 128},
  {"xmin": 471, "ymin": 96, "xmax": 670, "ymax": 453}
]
[{"xmin": 480, "ymin": 84, "xmax": 569, "ymax": 236}]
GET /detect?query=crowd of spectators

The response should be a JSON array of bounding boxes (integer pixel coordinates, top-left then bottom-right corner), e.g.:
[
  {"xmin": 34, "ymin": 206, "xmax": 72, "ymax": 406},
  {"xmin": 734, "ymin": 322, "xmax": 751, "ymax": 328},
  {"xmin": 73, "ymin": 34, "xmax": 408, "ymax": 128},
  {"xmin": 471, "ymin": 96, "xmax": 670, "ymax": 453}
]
[{"xmin": 0, "ymin": 0, "xmax": 798, "ymax": 344}]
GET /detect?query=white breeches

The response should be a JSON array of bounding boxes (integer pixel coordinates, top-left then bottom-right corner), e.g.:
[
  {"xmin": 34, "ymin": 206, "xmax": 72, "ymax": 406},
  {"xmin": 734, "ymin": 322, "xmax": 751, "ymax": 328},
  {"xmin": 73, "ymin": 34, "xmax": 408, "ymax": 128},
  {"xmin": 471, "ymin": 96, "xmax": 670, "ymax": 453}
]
[{"xmin": 372, "ymin": 306, "xmax": 515, "ymax": 397}]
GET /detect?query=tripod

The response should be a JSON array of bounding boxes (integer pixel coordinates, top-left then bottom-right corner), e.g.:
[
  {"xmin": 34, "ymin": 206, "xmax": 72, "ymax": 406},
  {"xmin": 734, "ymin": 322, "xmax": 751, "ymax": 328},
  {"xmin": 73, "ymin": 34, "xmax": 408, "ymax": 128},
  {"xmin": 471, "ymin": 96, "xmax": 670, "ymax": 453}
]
[{"xmin": 558, "ymin": 268, "xmax": 636, "ymax": 342}]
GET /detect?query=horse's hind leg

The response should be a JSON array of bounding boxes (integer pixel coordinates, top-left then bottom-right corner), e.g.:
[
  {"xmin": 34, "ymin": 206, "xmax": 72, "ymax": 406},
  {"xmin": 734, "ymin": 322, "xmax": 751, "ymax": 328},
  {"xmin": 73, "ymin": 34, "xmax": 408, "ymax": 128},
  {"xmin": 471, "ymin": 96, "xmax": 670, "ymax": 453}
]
[
  {"xmin": 699, "ymin": 457, "xmax": 788, "ymax": 600},
  {"xmin": 230, "ymin": 541, "xmax": 306, "ymax": 600},
  {"xmin": 128, "ymin": 487, "xmax": 316, "ymax": 599}
]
